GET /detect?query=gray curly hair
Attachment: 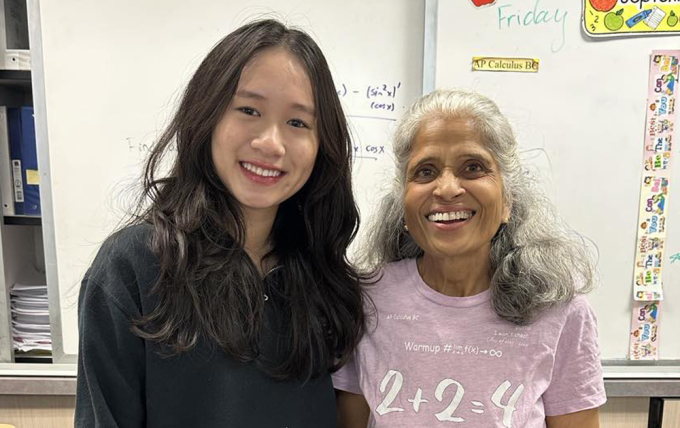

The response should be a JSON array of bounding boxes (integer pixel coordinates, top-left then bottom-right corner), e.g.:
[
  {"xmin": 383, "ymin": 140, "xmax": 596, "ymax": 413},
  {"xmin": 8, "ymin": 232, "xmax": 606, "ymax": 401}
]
[{"xmin": 360, "ymin": 89, "xmax": 596, "ymax": 325}]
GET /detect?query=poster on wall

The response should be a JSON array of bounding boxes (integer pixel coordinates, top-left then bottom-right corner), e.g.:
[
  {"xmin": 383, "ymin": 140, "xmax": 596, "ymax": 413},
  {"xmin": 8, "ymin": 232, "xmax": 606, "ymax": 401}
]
[
  {"xmin": 629, "ymin": 300, "xmax": 661, "ymax": 360},
  {"xmin": 583, "ymin": 0, "xmax": 680, "ymax": 37}
]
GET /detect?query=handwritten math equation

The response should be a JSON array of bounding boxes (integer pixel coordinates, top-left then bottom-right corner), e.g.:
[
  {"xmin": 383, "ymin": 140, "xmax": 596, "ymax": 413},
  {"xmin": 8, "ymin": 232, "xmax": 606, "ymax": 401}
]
[
  {"xmin": 124, "ymin": 137, "xmax": 390, "ymax": 163},
  {"xmin": 336, "ymin": 81, "xmax": 403, "ymax": 113},
  {"xmin": 376, "ymin": 369, "xmax": 524, "ymax": 427},
  {"xmin": 352, "ymin": 143, "xmax": 390, "ymax": 162}
]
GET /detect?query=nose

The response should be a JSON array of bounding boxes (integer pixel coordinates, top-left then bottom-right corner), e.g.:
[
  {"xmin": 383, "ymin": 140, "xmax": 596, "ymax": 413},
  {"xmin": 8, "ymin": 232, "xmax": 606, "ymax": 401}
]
[
  {"xmin": 251, "ymin": 123, "xmax": 285, "ymax": 158},
  {"xmin": 432, "ymin": 170, "xmax": 465, "ymax": 201}
]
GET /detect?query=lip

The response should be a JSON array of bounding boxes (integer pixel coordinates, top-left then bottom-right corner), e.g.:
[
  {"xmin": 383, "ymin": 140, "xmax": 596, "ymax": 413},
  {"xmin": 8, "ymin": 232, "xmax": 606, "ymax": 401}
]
[
  {"xmin": 239, "ymin": 160, "xmax": 286, "ymax": 185},
  {"xmin": 242, "ymin": 160, "xmax": 285, "ymax": 172},
  {"xmin": 429, "ymin": 217, "xmax": 471, "ymax": 231}
]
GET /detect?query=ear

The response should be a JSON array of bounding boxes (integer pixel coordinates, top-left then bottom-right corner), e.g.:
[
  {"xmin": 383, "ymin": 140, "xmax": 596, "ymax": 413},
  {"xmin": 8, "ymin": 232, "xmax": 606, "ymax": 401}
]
[{"xmin": 501, "ymin": 202, "xmax": 512, "ymax": 224}]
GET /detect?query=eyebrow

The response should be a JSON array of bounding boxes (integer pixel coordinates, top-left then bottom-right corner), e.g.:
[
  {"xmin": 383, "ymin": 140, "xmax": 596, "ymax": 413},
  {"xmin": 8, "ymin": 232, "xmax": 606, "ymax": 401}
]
[
  {"xmin": 292, "ymin": 102, "xmax": 315, "ymax": 116},
  {"xmin": 409, "ymin": 155, "xmax": 436, "ymax": 167},
  {"xmin": 234, "ymin": 89, "xmax": 315, "ymax": 116},
  {"xmin": 460, "ymin": 150, "xmax": 495, "ymax": 163},
  {"xmin": 408, "ymin": 151, "xmax": 495, "ymax": 169},
  {"xmin": 235, "ymin": 89, "xmax": 265, "ymax": 100}
]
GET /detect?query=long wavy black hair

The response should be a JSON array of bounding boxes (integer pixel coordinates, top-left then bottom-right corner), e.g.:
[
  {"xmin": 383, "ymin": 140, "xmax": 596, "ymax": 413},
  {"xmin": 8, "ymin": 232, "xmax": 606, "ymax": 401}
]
[{"xmin": 127, "ymin": 19, "xmax": 365, "ymax": 380}]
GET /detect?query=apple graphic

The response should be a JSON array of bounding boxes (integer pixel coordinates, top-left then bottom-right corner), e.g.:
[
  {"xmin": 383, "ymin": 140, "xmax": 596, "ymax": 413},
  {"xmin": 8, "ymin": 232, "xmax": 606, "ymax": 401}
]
[
  {"xmin": 604, "ymin": 9, "xmax": 624, "ymax": 31},
  {"xmin": 589, "ymin": 0, "xmax": 617, "ymax": 13},
  {"xmin": 470, "ymin": 0, "xmax": 496, "ymax": 7}
]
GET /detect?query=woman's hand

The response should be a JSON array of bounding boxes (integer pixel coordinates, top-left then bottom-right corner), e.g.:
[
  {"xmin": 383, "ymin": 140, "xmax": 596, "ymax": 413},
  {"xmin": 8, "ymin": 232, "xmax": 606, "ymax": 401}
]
[
  {"xmin": 336, "ymin": 390, "xmax": 370, "ymax": 428},
  {"xmin": 546, "ymin": 407, "xmax": 600, "ymax": 428}
]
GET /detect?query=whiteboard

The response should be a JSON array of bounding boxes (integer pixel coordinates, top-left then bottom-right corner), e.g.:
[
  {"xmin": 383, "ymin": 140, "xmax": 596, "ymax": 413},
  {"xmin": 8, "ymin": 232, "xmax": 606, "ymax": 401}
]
[
  {"xmin": 35, "ymin": 0, "xmax": 424, "ymax": 361},
  {"xmin": 435, "ymin": 0, "xmax": 680, "ymax": 360}
]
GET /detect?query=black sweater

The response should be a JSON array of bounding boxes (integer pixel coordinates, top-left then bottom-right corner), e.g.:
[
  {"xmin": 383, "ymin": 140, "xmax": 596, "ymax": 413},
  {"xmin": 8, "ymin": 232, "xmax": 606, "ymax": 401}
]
[{"xmin": 75, "ymin": 224, "xmax": 336, "ymax": 427}]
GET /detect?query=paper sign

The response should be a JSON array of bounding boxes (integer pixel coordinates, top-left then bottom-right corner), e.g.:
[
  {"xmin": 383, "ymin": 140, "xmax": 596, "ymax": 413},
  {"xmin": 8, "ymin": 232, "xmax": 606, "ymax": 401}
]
[
  {"xmin": 633, "ymin": 176, "xmax": 667, "ymax": 301},
  {"xmin": 633, "ymin": 238, "xmax": 665, "ymax": 301},
  {"xmin": 629, "ymin": 300, "xmax": 661, "ymax": 360},
  {"xmin": 643, "ymin": 90, "xmax": 674, "ymax": 172},
  {"xmin": 584, "ymin": 1, "xmax": 680, "ymax": 37},
  {"xmin": 472, "ymin": 57, "xmax": 539, "ymax": 73},
  {"xmin": 632, "ymin": 51, "xmax": 680, "ymax": 302},
  {"xmin": 11, "ymin": 159, "xmax": 23, "ymax": 203},
  {"xmin": 637, "ymin": 177, "xmax": 668, "ymax": 235},
  {"xmin": 25, "ymin": 170, "xmax": 39, "ymax": 186}
]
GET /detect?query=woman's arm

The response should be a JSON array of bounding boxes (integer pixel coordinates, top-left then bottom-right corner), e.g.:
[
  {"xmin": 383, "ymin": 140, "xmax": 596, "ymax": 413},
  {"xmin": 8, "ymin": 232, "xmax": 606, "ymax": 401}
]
[
  {"xmin": 546, "ymin": 407, "xmax": 600, "ymax": 428},
  {"xmin": 543, "ymin": 298, "xmax": 606, "ymax": 425},
  {"xmin": 336, "ymin": 390, "xmax": 370, "ymax": 428},
  {"xmin": 76, "ymin": 275, "xmax": 146, "ymax": 427}
]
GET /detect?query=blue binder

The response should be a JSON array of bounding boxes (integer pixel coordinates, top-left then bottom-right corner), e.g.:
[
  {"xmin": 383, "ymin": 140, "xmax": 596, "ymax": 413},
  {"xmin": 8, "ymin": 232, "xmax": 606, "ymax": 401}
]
[
  {"xmin": 7, "ymin": 107, "xmax": 24, "ymax": 215},
  {"xmin": 8, "ymin": 107, "xmax": 40, "ymax": 216}
]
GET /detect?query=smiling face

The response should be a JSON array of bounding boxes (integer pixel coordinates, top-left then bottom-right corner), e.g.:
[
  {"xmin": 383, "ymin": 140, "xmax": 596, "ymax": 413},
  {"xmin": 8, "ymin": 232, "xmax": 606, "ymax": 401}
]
[
  {"xmin": 211, "ymin": 47, "xmax": 319, "ymax": 219},
  {"xmin": 403, "ymin": 116, "xmax": 510, "ymax": 263}
]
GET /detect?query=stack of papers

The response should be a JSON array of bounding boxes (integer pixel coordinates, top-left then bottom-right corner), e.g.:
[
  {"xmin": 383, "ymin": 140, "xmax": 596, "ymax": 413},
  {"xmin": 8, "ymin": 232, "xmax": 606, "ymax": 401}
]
[{"xmin": 10, "ymin": 284, "xmax": 52, "ymax": 353}]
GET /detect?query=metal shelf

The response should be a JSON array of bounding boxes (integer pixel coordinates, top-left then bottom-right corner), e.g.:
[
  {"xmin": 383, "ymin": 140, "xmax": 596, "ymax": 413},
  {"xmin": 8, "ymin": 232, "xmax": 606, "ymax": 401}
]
[
  {"xmin": 0, "ymin": 69, "xmax": 31, "ymax": 86},
  {"xmin": 3, "ymin": 215, "xmax": 41, "ymax": 226}
]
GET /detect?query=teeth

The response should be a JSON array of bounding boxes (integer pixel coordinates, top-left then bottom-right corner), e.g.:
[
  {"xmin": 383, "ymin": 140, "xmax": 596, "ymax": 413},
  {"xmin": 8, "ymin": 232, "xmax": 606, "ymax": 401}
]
[
  {"xmin": 427, "ymin": 211, "xmax": 473, "ymax": 222},
  {"xmin": 242, "ymin": 162, "xmax": 282, "ymax": 177}
]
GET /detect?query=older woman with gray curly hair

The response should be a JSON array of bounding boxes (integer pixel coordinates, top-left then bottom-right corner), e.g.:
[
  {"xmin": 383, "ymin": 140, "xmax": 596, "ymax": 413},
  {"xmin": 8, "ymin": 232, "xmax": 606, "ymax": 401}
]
[{"xmin": 333, "ymin": 89, "xmax": 606, "ymax": 428}]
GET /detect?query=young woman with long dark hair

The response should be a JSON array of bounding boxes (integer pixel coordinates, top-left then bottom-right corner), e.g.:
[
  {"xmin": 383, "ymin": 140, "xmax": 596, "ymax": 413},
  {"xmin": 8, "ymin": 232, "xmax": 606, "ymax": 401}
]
[{"xmin": 76, "ymin": 19, "xmax": 365, "ymax": 427}]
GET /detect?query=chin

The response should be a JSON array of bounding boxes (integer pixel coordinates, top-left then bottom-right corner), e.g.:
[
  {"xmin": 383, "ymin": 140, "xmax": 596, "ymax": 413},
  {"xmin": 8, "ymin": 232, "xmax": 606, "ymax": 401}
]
[
  {"xmin": 424, "ymin": 245, "xmax": 463, "ymax": 258},
  {"xmin": 232, "ymin": 194, "xmax": 277, "ymax": 210},
  {"xmin": 244, "ymin": 201, "xmax": 280, "ymax": 210}
]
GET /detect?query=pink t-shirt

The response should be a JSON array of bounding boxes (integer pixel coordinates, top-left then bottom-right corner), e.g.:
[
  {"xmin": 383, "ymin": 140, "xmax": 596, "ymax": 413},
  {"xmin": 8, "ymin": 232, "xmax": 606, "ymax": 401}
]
[{"xmin": 333, "ymin": 259, "xmax": 606, "ymax": 428}]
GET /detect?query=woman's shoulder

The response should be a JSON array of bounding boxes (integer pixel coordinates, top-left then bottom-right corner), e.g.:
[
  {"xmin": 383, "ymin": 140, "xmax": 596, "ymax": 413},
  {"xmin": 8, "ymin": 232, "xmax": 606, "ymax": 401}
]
[
  {"xmin": 535, "ymin": 293, "xmax": 598, "ymax": 330},
  {"xmin": 88, "ymin": 223, "xmax": 155, "ymax": 273},
  {"xmin": 108, "ymin": 222, "xmax": 153, "ymax": 246},
  {"xmin": 563, "ymin": 294, "xmax": 598, "ymax": 326},
  {"xmin": 365, "ymin": 258, "xmax": 416, "ymax": 294},
  {"xmin": 82, "ymin": 223, "xmax": 158, "ymax": 310},
  {"xmin": 559, "ymin": 294, "xmax": 596, "ymax": 318}
]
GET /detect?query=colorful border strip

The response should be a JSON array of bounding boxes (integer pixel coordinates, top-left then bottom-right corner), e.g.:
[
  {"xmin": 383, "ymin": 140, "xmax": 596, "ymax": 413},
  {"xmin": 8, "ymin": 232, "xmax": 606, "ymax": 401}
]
[
  {"xmin": 632, "ymin": 51, "xmax": 679, "ymax": 302},
  {"xmin": 583, "ymin": 1, "xmax": 680, "ymax": 37},
  {"xmin": 629, "ymin": 50, "xmax": 679, "ymax": 360}
]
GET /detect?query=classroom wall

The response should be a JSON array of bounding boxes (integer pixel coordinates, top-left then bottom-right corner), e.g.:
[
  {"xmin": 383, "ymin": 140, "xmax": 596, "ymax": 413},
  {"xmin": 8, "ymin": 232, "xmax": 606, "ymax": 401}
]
[{"xmin": 433, "ymin": 0, "xmax": 680, "ymax": 360}]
